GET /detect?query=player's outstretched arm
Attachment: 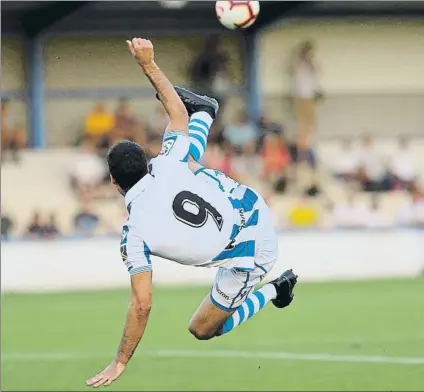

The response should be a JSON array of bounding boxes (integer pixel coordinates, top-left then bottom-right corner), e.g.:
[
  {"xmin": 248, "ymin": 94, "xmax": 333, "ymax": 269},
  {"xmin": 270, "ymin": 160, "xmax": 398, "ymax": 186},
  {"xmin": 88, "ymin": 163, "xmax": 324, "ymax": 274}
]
[
  {"xmin": 127, "ymin": 38, "xmax": 188, "ymax": 133},
  {"xmin": 86, "ymin": 272, "xmax": 152, "ymax": 388}
]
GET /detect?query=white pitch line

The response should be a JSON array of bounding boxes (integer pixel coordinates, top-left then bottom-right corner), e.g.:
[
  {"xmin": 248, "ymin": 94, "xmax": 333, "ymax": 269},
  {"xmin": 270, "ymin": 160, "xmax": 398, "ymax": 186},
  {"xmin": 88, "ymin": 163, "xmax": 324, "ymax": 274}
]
[{"xmin": 3, "ymin": 349, "xmax": 424, "ymax": 365}]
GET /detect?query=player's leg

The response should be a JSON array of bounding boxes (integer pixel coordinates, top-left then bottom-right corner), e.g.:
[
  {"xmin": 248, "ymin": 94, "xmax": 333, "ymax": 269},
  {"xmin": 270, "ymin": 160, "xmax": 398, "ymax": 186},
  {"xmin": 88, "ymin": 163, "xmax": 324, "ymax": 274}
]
[
  {"xmin": 189, "ymin": 194, "xmax": 298, "ymax": 340},
  {"xmin": 189, "ymin": 267, "xmax": 297, "ymax": 340}
]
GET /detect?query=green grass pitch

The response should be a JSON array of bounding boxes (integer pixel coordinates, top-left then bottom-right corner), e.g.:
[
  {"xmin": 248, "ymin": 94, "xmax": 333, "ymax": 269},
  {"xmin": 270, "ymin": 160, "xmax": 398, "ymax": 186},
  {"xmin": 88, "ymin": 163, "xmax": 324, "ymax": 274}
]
[{"xmin": 2, "ymin": 278, "xmax": 424, "ymax": 391}]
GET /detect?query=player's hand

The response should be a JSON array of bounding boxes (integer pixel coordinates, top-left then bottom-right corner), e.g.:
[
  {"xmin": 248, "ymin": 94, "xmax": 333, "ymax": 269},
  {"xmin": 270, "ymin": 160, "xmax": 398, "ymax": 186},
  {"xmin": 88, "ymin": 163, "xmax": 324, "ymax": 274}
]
[
  {"xmin": 127, "ymin": 38, "xmax": 154, "ymax": 66},
  {"xmin": 86, "ymin": 360, "xmax": 126, "ymax": 388}
]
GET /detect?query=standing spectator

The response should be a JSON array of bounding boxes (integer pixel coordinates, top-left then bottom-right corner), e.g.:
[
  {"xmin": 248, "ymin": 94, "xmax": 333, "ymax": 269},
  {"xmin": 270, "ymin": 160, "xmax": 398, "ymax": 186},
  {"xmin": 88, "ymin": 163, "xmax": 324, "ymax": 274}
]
[
  {"xmin": 190, "ymin": 35, "xmax": 230, "ymax": 112},
  {"xmin": 224, "ymin": 110, "xmax": 257, "ymax": 152},
  {"xmin": 74, "ymin": 202, "xmax": 100, "ymax": 237},
  {"xmin": 1, "ymin": 99, "xmax": 26, "ymax": 162},
  {"xmin": 396, "ymin": 184, "xmax": 424, "ymax": 227},
  {"xmin": 26, "ymin": 211, "xmax": 45, "ymax": 238},
  {"xmin": 261, "ymin": 132, "xmax": 291, "ymax": 192},
  {"xmin": 44, "ymin": 213, "xmax": 61, "ymax": 238},
  {"xmin": 291, "ymin": 41, "xmax": 322, "ymax": 158},
  {"xmin": 1, "ymin": 210, "xmax": 14, "ymax": 239},
  {"xmin": 389, "ymin": 137, "xmax": 418, "ymax": 190},
  {"xmin": 332, "ymin": 138, "xmax": 360, "ymax": 182},
  {"xmin": 357, "ymin": 134, "xmax": 390, "ymax": 192},
  {"xmin": 84, "ymin": 102, "xmax": 115, "ymax": 144}
]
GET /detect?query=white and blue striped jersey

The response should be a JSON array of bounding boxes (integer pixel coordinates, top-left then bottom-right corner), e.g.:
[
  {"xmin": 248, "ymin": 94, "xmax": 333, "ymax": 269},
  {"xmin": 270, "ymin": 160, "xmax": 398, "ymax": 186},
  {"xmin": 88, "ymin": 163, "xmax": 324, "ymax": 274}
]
[
  {"xmin": 120, "ymin": 131, "xmax": 263, "ymax": 276},
  {"xmin": 121, "ymin": 131, "xmax": 238, "ymax": 275}
]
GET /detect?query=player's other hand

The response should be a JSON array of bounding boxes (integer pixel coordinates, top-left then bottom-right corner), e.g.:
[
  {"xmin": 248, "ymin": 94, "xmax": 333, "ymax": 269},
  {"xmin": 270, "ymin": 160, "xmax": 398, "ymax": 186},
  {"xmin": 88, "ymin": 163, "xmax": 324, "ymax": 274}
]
[
  {"xmin": 127, "ymin": 38, "xmax": 154, "ymax": 66},
  {"xmin": 86, "ymin": 360, "xmax": 126, "ymax": 388}
]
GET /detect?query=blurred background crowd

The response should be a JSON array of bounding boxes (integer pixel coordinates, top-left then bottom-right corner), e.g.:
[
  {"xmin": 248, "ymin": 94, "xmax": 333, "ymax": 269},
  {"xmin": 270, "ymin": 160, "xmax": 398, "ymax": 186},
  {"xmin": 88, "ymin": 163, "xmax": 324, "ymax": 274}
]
[{"xmin": 2, "ymin": 1, "xmax": 424, "ymax": 240}]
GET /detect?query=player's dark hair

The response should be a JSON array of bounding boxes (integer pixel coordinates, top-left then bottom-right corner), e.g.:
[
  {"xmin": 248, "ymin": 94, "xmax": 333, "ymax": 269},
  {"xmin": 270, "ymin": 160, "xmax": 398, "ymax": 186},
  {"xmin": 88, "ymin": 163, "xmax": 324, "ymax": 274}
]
[{"xmin": 107, "ymin": 140, "xmax": 149, "ymax": 194}]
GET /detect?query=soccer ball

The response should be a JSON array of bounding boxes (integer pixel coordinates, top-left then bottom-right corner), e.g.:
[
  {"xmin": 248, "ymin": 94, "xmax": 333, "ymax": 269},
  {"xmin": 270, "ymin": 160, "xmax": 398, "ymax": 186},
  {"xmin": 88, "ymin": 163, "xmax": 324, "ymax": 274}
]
[{"xmin": 215, "ymin": 1, "xmax": 260, "ymax": 30}]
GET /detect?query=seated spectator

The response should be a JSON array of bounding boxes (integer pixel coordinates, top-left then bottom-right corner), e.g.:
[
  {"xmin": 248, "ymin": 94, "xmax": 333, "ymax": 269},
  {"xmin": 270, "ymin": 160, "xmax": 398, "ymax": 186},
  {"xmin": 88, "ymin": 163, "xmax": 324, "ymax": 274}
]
[
  {"xmin": 332, "ymin": 138, "xmax": 360, "ymax": 181},
  {"xmin": 74, "ymin": 202, "xmax": 100, "ymax": 236},
  {"xmin": 84, "ymin": 102, "xmax": 115, "ymax": 143},
  {"xmin": 389, "ymin": 137, "xmax": 418, "ymax": 190},
  {"xmin": 258, "ymin": 113, "xmax": 283, "ymax": 148},
  {"xmin": 1, "ymin": 210, "xmax": 14, "ymax": 239},
  {"xmin": 332, "ymin": 192, "xmax": 368, "ymax": 228},
  {"xmin": 396, "ymin": 184, "xmax": 424, "ymax": 228},
  {"xmin": 70, "ymin": 136, "xmax": 108, "ymax": 200},
  {"xmin": 147, "ymin": 106, "xmax": 169, "ymax": 141},
  {"xmin": 261, "ymin": 132, "xmax": 290, "ymax": 192},
  {"xmin": 288, "ymin": 197, "xmax": 319, "ymax": 228},
  {"xmin": 115, "ymin": 98, "xmax": 137, "ymax": 135},
  {"xmin": 364, "ymin": 196, "xmax": 393, "ymax": 229},
  {"xmin": 44, "ymin": 213, "xmax": 60, "ymax": 238},
  {"xmin": 26, "ymin": 211, "xmax": 45, "ymax": 238},
  {"xmin": 1, "ymin": 99, "xmax": 26, "ymax": 163},
  {"xmin": 357, "ymin": 134, "xmax": 390, "ymax": 192},
  {"xmin": 224, "ymin": 110, "xmax": 257, "ymax": 152}
]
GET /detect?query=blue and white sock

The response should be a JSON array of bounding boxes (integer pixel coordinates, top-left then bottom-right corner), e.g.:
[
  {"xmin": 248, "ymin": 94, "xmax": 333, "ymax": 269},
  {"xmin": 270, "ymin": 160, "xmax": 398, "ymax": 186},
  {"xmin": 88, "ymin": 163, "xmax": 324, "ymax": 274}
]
[
  {"xmin": 220, "ymin": 283, "xmax": 277, "ymax": 335},
  {"xmin": 188, "ymin": 112, "xmax": 213, "ymax": 162}
]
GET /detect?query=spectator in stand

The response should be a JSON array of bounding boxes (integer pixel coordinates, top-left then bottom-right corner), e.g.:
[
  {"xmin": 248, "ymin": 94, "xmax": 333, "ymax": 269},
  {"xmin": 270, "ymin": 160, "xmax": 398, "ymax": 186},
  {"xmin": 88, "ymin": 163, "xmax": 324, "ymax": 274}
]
[
  {"xmin": 291, "ymin": 40, "xmax": 322, "ymax": 159},
  {"xmin": 258, "ymin": 113, "xmax": 283, "ymax": 148},
  {"xmin": 70, "ymin": 136, "xmax": 108, "ymax": 200},
  {"xmin": 26, "ymin": 211, "xmax": 45, "ymax": 238},
  {"xmin": 389, "ymin": 137, "xmax": 418, "ymax": 191},
  {"xmin": 147, "ymin": 105, "xmax": 169, "ymax": 141},
  {"xmin": 115, "ymin": 98, "xmax": 137, "ymax": 135},
  {"xmin": 1, "ymin": 99, "xmax": 26, "ymax": 163},
  {"xmin": 1, "ymin": 210, "xmax": 14, "ymax": 239},
  {"xmin": 357, "ymin": 134, "xmax": 390, "ymax": 192},
  {"xmin": 44, "ymin": 213, "xmax": 61, "ymax": 238},
  {"xmin": 84, "ymin": 102, "xmax": 115, "ymax": 144},
  {"xmin": 224, "ymin": 109, "xmax": 257, "ymax": 153},
  {"xmin": 74, "ymin": 201, "xmax": 100, "ymax": 237},
  {"xmin": 332, "ymin": 138, "xmax": 360, "ymax": 182},
  {"xmin": 396, "ymin": 184, "xmax": 424, "ymax": 228},
  {"xmin": 261, "ymin": 132, "xmax": 291, "ymax": 193},
  {"xmin": 332, "ymin": 191, "xmax": 368, "ymax": 228},
  {"xmin": 190, "ymin": 35, "xmax": 230, "ymax": 114},
  {"xmin": 288, "ymin": 196, "xmax": 319, "ymax": 228}
]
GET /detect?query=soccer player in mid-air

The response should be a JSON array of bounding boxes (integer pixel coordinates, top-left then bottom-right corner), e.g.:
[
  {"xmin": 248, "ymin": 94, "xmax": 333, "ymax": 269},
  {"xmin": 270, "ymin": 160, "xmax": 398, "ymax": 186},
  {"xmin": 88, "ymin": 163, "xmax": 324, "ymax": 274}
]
[{"xmin": 86, "ymin": 38, "xmax": 297, "ymax": 388}]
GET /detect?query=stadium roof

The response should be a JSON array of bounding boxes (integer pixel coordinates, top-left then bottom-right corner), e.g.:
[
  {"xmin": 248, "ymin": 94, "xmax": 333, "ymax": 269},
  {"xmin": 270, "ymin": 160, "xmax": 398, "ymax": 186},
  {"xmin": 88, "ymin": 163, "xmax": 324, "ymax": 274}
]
[{"xmin": 2, "ymin": 1, "xmax": 424, "ymax": 37}]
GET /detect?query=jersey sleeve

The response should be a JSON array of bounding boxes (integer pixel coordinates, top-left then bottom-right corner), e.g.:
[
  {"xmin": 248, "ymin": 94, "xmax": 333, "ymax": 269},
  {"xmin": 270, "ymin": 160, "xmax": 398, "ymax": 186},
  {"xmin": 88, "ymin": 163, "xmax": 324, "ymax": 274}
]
[
  {"xmin": 120, "ymin": 225, "xmax": 152, "ymax": 275},
  {"xmin": 159, "ymin": 130, "xmax": 190, "ymax": 162}
]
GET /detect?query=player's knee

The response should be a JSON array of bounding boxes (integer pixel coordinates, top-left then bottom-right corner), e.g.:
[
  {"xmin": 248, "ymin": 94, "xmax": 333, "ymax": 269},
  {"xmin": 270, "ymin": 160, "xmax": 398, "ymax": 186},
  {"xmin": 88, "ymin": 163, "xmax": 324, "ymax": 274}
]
[{"xmin": 188, "ymin": 324, "xmax": 215, "ymax": 341}]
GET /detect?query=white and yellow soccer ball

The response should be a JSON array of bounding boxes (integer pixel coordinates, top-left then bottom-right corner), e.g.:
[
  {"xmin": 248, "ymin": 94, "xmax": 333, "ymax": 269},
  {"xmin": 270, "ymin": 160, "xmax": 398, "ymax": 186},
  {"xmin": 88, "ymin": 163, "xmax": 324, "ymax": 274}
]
[{"xmin": 215, "ymin": 1, "xmax": 260, "ymax": 30}]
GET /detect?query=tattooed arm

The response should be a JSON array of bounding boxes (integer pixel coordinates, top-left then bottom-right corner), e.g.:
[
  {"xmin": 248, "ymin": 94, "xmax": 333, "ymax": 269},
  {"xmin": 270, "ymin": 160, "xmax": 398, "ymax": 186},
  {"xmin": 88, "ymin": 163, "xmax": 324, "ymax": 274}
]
[
  {"xmin": 127, "ymin": 38, "xmax": 188, "ymax": 134},
  {"xmin": 86, "ymin": 272, "xmax": 152, "ymax": 388}
]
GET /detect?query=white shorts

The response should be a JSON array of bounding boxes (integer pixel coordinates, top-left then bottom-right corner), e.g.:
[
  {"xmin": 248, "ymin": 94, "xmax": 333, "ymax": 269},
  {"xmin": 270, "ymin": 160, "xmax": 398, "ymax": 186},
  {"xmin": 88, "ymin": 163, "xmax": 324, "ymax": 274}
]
[{"xmin": 210, "ymin": 194, "xmax": 278, "ymax": 311}]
